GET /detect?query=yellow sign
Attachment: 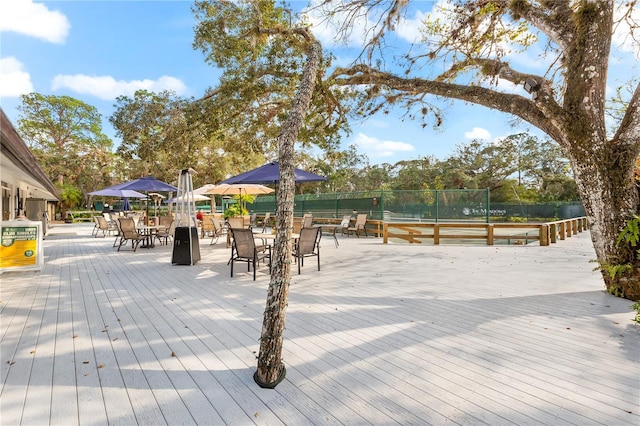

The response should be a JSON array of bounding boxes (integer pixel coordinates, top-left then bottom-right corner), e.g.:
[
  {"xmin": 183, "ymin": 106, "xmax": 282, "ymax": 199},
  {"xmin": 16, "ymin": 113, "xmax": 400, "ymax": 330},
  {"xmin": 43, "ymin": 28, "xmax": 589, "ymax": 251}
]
[{"xmin": 1, "ymin": 226, "xmax": 38, "ymax": 267}]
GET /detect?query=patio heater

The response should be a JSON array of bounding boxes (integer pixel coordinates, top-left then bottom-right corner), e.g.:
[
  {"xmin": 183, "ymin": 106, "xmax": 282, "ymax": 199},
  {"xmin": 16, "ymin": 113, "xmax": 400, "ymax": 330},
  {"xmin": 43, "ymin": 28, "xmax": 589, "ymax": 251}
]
[{"xmin": 171, "ymin": 168, "xmax": 201, "ymax": 265}]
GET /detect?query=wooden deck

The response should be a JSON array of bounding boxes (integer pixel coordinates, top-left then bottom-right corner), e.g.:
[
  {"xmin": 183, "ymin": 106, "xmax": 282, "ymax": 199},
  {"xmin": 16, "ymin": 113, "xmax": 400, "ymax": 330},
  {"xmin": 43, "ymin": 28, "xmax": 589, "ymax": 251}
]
[{"xmin": 1, "ymin": 223, "xmax": 638, "ymax": 425}]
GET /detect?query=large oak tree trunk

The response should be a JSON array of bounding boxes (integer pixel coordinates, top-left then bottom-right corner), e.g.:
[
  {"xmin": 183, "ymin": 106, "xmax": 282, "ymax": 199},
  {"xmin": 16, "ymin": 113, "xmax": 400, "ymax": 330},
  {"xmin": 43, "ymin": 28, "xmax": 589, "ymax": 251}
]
[{"xmin": 569, "ymin": 139, "xmax": 640, "ymax": 300}]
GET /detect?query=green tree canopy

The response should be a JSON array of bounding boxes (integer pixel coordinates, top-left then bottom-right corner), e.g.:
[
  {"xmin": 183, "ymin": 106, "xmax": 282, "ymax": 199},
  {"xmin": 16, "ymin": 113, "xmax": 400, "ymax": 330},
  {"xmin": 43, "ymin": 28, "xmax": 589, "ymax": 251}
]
[{"xmin": 16, "ymin": 93, "xmax": 114, "ymax": 197}]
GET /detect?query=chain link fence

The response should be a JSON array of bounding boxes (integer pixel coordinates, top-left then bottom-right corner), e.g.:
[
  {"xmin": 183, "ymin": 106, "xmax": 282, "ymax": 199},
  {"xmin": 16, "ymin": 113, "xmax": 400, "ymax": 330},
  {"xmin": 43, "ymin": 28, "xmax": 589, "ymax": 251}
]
[{"xmin": 247, "ymin": 189, "xmax": 584, "ymax": 222}]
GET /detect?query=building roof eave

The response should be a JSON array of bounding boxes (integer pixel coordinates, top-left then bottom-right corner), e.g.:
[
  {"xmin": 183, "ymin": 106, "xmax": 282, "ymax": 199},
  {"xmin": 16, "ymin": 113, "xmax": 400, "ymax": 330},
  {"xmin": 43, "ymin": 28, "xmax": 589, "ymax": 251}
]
[{"xmin": 1, "ymin": 108, "xmax": 60, "ymax": 200}]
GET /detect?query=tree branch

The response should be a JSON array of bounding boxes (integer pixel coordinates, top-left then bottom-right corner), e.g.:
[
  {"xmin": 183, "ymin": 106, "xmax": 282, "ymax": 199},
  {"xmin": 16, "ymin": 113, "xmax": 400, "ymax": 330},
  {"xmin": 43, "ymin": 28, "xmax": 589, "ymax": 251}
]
[
  {"xmin": 331, "ymin": 63, "xmax": 566, "ymax": 143},
  {"xmin": 613, "ymin": 81, "xmax": 640, "ymax": 157},
  {"xmin": 509, "ymin": 0, "xmax": 574, "ymax": 53}
]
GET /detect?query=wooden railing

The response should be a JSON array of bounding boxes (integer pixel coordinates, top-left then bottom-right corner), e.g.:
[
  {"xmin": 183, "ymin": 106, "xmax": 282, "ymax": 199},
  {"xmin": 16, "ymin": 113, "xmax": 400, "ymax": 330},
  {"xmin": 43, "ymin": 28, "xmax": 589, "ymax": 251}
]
[
  {"xmin": 310, "ymin": 217, "xmax": 384, "ymax": 237},
  {"xmin": 268, "ymin": 215, "xmax": 587, "ymax": 245},
  {"xmin": 381, "ymin": 217, "xmax": 588, "ymax": 246}
]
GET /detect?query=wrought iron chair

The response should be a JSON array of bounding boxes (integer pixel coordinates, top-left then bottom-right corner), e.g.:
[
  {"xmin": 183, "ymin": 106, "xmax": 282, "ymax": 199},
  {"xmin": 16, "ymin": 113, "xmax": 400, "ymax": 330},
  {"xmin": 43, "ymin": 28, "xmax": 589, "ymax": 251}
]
[
  {"xmin": 292, "ymin": 226, "xmax": 322, "ymax": 274},
  {"xmin": 228, "ymin": 227, "xmax": 271, "ymax": 280}
]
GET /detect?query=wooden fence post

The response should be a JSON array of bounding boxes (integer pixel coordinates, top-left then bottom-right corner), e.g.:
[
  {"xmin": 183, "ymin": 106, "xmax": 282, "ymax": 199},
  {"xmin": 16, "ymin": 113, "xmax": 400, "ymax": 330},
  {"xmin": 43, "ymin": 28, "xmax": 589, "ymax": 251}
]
[{"xmin": 539, "ymin": 224, "xmax": 549, "ymax": 246}]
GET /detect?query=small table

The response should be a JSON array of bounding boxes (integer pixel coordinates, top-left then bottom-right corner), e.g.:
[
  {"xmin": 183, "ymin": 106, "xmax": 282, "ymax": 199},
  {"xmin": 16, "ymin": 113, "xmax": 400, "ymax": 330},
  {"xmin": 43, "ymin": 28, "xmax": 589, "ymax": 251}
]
[
  {"xmin": 252, "ymin": 232, "xmax": 299, "ymax": 246},
  {"xmin": 313, "ymin": 224, "xmax": 340, "ymax": 247},
  {"xmin": 137, "ymin": 225, "xmax": 164, "ymax": 248}
]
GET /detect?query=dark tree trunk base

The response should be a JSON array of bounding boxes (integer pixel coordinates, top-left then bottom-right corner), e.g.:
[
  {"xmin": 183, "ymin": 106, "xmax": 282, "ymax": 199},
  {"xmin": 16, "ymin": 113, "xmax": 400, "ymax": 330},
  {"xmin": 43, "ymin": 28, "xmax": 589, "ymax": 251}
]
[{"xmin": 253, "ymin": 364, "xmax": 286, "ymax": 389}]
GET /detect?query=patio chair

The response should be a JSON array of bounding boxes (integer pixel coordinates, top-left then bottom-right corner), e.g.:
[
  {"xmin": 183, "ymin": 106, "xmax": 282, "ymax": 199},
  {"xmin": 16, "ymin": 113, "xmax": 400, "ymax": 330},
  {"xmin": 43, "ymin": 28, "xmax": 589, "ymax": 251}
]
[
  {"xmin": 116, "ymin": 217, "xmax": 145, "ymax": 252},
  {"xmin": 340, "ymin": 215, "xmax": 352, "ymax": 236},
  {"xmin": 347, "ymin": 214, "xmax": 368, "ymax": 237},
  {"xmin": 200, "ymin": 214, "xmax": 215, "ymax": 238},
  {"xmin": 209, "ymin": 217, "xmax": 226, "ymax": 245},
  {"xmin": 257, "ymin": 212, "xmax": 272, "ymax": 232},
  {"xmin": 228, "ymin": 228, "xmax": 271, "ymax": 280},
  {"xmin": 292, "ymin": 217, "xmax": 303, "ymax": 234},
  {"xmin": 302, "ymin": 213, "xmax": 314, "ymax": 229},
  {"xmin": 249, "ymin": 212, "xmax": 257, "ymax": 229},
  {"xmin": 95, "ymin": 215, "xmax": 116, "ymax": 237},
  {"xmin": 126, "ymin": 212, "xmax": 143, "ymax": 227},
  {"xmin": 91, "ymin": 216, "xmax": 101, "ymax": 236},
  {"xmin": 226, "ymin": 217, "xmax": 246, "ymax": 247},
  {"xmin": 112, "ymin": 218, "xmax": 123, "ymax": 247},
  {"xmin": 292, "ymin": 226, "xmax": 322, "ymax": 274},
  {"xmin": 155, "ymin": 216, "xmax": 175, "ymax": 246}
]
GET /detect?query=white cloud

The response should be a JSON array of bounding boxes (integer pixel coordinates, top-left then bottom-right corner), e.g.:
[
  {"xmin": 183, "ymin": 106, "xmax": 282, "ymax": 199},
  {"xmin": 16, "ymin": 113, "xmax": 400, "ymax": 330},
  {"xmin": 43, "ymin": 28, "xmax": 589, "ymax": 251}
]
[
  {"xmin": 395, "ymin": 10, "xmax": 427, "ymax": 44},
  {"xmin": 0, "ymin": 57, "xmax": 34, "ymax": 97},
  {"xmin": 0, "ymin": 0, "xmax": 69, "ymax": 44},
  {"xmin": 354, "ymin": 132, "xmax": 415, "ymax": 158},
  {"xmin": 464, "ymin": 127, "xmax": 491, "ymax": 140},
  {"xmin": 51, "ymin": 74, "xmax": 188, "ymax": 100}
]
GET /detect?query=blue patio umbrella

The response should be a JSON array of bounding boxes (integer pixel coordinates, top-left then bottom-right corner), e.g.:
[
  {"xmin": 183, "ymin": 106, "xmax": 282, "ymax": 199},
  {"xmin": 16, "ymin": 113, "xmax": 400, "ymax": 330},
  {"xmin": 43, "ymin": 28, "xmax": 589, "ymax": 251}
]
[
  {"xmin": 117, "ymin": 176, "xmax": 177, "ymax": 220},
  {"xmin": 88, "ymin": 188, "xmax": 147, "ymax": 198},
  {"xmin": 220, "ymin": 163, "xmax": 325, "ymax": 213},
  {"xmin": 118, "ymin": 176, "xmax": 177, "ymax": 192},
  {"xmin": 89, "ymin": 187, "xmax": 146, "ymax": 211},
  {"xmin": 220, "ymin": 162, "xmax": 326, "ymax": 185}
]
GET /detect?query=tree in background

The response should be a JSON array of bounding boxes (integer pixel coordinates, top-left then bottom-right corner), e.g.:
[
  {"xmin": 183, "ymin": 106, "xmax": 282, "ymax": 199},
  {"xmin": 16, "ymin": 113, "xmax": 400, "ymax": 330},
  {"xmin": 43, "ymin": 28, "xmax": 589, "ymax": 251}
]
[
  {"xmin": 58, "ymin": 184, "xmax": 83, "ymax": 219},
  {"xmin": 16, "ymin": 93, "xmax": 115, "ymax": 205},
  {"xmin": 325, "ymin": 0, "xmax": 639, "ymax": 300},
  {"xmin": 111, "ymin": 90, "xmax": 195, "ymax": 185},
  {"xmin": 314, "ymin": 144, "xmax": 369, "ymax": 192}
]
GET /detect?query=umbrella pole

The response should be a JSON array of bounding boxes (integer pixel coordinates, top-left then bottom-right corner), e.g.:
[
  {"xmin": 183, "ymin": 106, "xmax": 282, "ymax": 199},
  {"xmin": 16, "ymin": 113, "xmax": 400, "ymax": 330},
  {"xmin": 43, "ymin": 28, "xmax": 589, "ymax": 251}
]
[{"xmin": 146, "ymin": 192, "xmax": 150, "ymax": 224}]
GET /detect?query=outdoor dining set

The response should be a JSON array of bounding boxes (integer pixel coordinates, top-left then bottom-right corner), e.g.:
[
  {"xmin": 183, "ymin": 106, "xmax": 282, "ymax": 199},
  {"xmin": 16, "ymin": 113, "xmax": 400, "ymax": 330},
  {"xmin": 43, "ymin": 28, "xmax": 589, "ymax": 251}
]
[
  {"xmin": 92, "ymin": 212, "xmax": 174, "ymax": 251},
  {"xmin": 92, "ymin": 209, "xmax": 369, "ymax": 280},
  {"xmin": 88, "ymin": 163, "xmax": 368, "ymax": 280}
]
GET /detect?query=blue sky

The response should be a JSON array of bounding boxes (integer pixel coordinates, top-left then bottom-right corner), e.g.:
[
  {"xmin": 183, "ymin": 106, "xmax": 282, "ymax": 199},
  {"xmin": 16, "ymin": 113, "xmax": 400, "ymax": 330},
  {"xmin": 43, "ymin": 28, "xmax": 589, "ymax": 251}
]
[{"xmin": 1, "ymin": 0, "xmax": 638, "ymax": 165}]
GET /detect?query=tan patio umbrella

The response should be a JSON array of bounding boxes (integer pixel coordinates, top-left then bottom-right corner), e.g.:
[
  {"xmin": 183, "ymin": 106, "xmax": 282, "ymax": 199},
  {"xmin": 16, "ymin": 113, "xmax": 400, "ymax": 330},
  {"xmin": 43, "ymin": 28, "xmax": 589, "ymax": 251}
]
[
  {"xmin": 205, "ymin": 183, "xmax": 274, "ymax": 211},
  {"xmin": 165, "ymin": 193, "xmax": 211, "ymax": 203},
  {"xmin": 193, "ymin": 183, "xmax": 218, "ymax": 212},
  {"xmin": 205, "ymin": 183, "xmax": 275, "ymax": 196}
]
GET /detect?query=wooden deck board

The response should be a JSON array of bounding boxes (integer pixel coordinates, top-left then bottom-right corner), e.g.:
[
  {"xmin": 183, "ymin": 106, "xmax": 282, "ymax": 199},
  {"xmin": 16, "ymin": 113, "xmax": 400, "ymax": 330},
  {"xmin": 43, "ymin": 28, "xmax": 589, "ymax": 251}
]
[{"xmin": 0, "ymin": 223, "xmax": 638, "ymax": 425}]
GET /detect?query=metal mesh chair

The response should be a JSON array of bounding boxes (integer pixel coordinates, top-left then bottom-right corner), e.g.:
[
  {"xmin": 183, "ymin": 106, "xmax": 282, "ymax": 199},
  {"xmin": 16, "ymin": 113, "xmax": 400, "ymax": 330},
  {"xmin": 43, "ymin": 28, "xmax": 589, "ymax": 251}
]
[
  {"xmin": 229, "ymin": 228, "xmax": 271, "ymax": 280},
  {"xmin": 347, "ymin": 214, "xmax": 368, "ymax": 237},
  {"xmin": 116, "ymin": 217, "xmax": 145, "ymax": 252},
  {"xmin": 293, "ymin": 226, "xmax": 322, "ymax": 274}
]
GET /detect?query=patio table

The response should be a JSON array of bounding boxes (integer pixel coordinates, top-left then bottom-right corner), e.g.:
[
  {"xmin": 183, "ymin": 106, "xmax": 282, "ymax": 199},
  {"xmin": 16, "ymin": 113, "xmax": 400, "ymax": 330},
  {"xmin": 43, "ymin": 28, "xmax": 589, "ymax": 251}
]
[
  {"xmin": 313, "ymin": 224, "xmax": 340, "ymax": 247},
  {"xmin": 137, "ymin": 224, "xmax": 165, "ymax": 248},
  {"xmin": 251, "ymin": 232, "xmax": 299, "ymax": 247}
]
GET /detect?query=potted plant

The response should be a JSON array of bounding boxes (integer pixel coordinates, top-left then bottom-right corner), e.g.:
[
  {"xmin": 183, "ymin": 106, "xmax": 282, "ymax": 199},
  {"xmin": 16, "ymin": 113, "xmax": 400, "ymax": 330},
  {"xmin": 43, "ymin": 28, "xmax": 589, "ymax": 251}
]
[
  {"xmin": 223, "ymin": 203, "xmax": 248, "ymax": 219},
  {"xmin": 223, "ymin": 194, "xmax": 255, "ymax": 222}
]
